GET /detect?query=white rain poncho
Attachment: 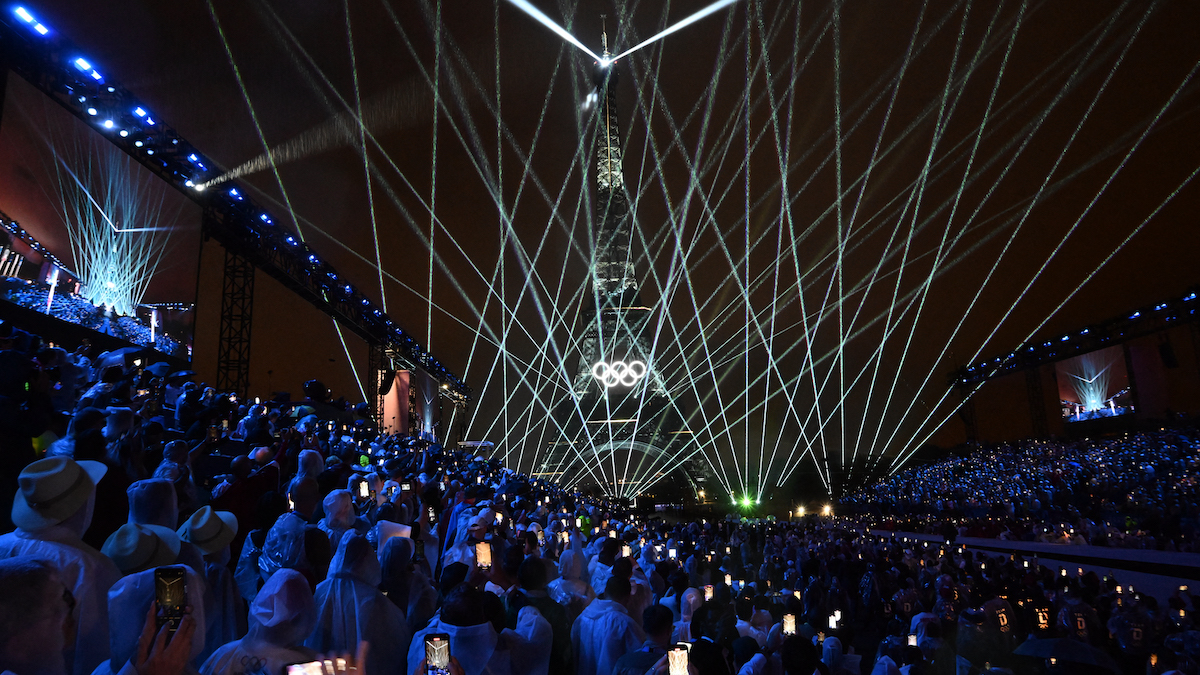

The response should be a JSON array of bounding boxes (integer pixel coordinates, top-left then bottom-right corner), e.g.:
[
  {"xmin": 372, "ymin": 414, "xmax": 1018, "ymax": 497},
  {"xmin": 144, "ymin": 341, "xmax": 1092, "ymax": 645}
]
[
  {"xmin": 127, "ymin": 479, "xmax": 206, "ymax": 579},
  {"xmin": 548, "ymin": 550, "xmax": 594, "ymax": 618},
  {"xmin": 318, "ymin": 490, "xmax": 355, "ymax": 552},
  {"xmin": 672, "ymin": 588, "xmax": 704, "ymax": 643},
  {"xmin": 91, "ymin": 565, "xmax": 208, "ymax": 675},
  {"xmin": 378, "ymin": 537, "xmax": 438, "ymax": 634},
  {"xmin": 407, "ymin": 607, "xmax": 552, "ymax": 675},
  {"xmin": 288, "ymin": 450, "xmax": 324, "ymax": 496},
  {"xmin": 199, "ymin": 547, "xmax": 246, "ymax": 665},
  {"xmin": 305, "ymin": 534, "xmax": 411, "ymax": 675},
  {"xmin": 570, "ymin": 599, "xmax": 645, "ymax": 675},
  {"xmin": 200, "ymin": 569, "xmax": 319, "ymax": 675},
  {"xmin": 0, "ymin": 494, "xmax": 121, "ymax": 675},
  {"xmin": 259, "ymin": 512, "xmax": 313, "ymax": 582}
]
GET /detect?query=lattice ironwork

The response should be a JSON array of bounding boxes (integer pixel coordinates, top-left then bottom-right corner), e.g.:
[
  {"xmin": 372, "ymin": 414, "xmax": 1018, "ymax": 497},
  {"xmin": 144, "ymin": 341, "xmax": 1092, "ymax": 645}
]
[{"xmin": 215, "ymin": 242, "xmax": 254, "ymax": 396}]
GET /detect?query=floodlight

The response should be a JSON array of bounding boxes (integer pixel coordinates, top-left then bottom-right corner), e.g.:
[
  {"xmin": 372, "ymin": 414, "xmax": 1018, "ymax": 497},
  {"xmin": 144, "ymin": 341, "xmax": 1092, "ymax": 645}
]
[
  {"xmin": 102, "ymin": 120, "xmax": 114, "ymax": 129},
  {"xmin": 14, "ymin": 7, "xmax": 33, "ymax": 22},
  {"xmin": 33, "ymin": 24, "xmax": 47, "ymax": 35},
  {"xmin": 134, "ymin": 107, "xmax": 146, "ymax": 117},
  {"xmin": 86, "ymin": 107, "xmax": 97, "ymax": 116},
  {"xmin": 74, "ymin": 57, "xmax": 91, "ymax": 70}
]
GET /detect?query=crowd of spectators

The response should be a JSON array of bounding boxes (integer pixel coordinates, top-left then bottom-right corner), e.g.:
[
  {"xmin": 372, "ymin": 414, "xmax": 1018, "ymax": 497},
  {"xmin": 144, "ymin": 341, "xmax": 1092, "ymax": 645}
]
[
  {"xmin": 0, "ymin": 315, "xmax": 1198, "ymax": 675},
  {"xmin": 5, "ymin": 283, "xmax": 185, "ymax": 356},
  {"xmin": 843, "ymin": 431, "xmax": 1200, "ymax": 552}
]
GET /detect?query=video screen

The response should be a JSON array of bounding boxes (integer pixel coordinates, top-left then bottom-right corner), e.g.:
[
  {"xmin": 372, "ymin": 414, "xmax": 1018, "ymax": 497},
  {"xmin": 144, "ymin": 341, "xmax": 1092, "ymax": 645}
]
[
  {"xmin": 0, "ymin": 75, "xmax": 200, "ymax": 360},
  {"xmin": 1054, "ymin": 345, "xmax": 1134, "ymax": 422}
]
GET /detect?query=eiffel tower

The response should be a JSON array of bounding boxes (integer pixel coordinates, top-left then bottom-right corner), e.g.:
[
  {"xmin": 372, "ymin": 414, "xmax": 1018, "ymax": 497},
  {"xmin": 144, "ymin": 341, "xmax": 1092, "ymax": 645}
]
[{"xmin": 538, "ymin": 35, "xmax": 712, "ymax": 500}]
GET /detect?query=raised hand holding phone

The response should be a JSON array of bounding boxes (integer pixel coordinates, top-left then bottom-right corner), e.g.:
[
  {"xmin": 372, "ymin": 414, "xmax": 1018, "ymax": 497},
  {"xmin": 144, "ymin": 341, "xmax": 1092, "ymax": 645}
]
[{"xmin": 136, "ymin": 603, "xmax": 195, "ymax": 675}]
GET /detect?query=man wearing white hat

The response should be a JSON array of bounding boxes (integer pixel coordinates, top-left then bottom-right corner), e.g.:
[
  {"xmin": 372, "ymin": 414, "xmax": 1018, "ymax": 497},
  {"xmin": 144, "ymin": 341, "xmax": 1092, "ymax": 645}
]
[
  {"xmin": 178, "ymin": 507, "xmax": 243, "ymax": 663},
  {"xmin": 101, "ymin": 523, "xmax": 182, "ymax": 576},
  {"xmin": 0, "ymin": 457, "xmax": 121, "ymax": 675}
]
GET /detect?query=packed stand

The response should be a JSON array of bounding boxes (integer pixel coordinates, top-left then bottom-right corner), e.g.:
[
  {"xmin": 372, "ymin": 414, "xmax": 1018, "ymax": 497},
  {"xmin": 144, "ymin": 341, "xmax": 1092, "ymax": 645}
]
[
  {"xmin": 843, "ymin": 431, "xmax": 1200, "ymax": 552},
  {"xmin": 5, "ymin": 283, "xmax": 185, "ymax": 356},
  {"xmin": 1, "ymin": 317, "xmax": 1199, "ymax": 675}
]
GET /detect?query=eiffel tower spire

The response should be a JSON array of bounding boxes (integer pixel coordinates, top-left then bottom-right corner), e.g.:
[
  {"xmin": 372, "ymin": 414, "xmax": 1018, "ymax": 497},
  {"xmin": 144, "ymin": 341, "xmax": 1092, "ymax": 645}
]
[{"xmin": 589, "ymin": 52, "xmax": 639, "ymax": 311}]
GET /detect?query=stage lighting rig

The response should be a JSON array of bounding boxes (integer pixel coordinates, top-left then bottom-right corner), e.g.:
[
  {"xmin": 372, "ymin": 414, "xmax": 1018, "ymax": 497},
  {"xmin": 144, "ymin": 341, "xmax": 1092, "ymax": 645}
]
[{"xmin": 0, "ymin": 6, "xmax": 471, "ymax": 400}]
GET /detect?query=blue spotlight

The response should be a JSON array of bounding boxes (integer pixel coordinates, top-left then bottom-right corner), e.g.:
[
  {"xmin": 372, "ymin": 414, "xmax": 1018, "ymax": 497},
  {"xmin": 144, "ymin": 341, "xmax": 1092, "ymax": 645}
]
[
  {"xmin": 86, "ymin": 107, "xmax": 97, "ymax": 116},
  {"xmin": 73, "ymin": 58, "xmax": 91, "ymax": 71},
  {"xmin": 102, "ymin": 120, "xmax": 114, "ymax": 129},
  {"xmin": 134, "ymin": 107, "xmax": 147, "ymax": 117},
  {"xmin": 14, "ymin": 7, "xmax": 33, "ymax": 22},
  {"xmin": 284, "ymin": 236, "xmax": 298, "ymax": 246}
]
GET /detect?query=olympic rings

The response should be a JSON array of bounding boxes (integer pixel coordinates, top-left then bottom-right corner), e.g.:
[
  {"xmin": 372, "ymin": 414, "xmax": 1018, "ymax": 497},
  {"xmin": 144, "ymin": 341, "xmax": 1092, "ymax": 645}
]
[{"xmin": 591, "ymin": 360, "xmax": 648, "ymax": 388}]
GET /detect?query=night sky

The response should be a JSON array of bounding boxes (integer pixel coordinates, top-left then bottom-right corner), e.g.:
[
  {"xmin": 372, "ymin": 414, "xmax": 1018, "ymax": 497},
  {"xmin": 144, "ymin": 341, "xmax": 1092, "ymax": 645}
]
[{"xmin": 2, "ymin": 1, "xmax": 1198, "ymax": 499}]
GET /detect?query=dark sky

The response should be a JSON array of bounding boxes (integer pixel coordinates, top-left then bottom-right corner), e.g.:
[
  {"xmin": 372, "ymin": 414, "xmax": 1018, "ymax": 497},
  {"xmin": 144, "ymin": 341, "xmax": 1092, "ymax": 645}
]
[{"xmin": 3, "ymin": 0, "xmax": 1199, "ymax": 499}]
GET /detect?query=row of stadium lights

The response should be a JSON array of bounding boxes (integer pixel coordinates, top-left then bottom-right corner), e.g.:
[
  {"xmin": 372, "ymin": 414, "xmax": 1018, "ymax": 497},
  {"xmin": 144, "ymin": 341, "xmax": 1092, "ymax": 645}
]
[{"xmin": 964, "ymin": 291, "xmax": 1199, "ymax": 378}]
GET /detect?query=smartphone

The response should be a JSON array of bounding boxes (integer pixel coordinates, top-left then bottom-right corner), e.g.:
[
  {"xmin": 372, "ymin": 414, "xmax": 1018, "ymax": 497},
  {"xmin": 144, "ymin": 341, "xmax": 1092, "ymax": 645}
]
[
  {"xmin": 402, "ymin": 482, "xmax": 412, "ymax": 492},
  {"xmin": 286, "ymin": 662, "xmax": 324, "ymax": 675},
  {"xmin": 828, "ymin": 615, "xmax": 838, "ymax": 629},
  {"xmin": 154, "ymin": 567, "xmax": 187, "ymax": 639},
  {"xmin": 538, "ymin": 531, "xmax": 546, "ymax": 546},
  {"xmin": 388, "ymin": 485, "xmax": 398, "ymax": 498},
  {"xmin": 414, "ymin": 538, "xmax": 426, "ymax": 562},
  {"xmin": 609, "ymin": 530, "xmax": 617, "ymax": 539},
  {"xmin": 621, "ymin": 544, "xmax": 632, "ymax": 558},
  {"xmin": 668, "ymin": 645, "xmax": 688, "ymax": 675},
  {"xmin": 221, "ymin": 419, "xmax": 229, "ymax": 431},
  {"xmin": 793, "ymin": 590, "xmax": 802, "ymax": 601},
  {"xmin": 907, "ymin": 634, "xmax": 917, "ymax": 647},
  {"xmin": 424, "ymin": 634, "xmax": 451, "ymax": 675},
  {"xmin": 704, "ymin": 585, "xmax": 714, "ymax": 601},
  {"xmin": 495, "ymin": 513, "xmax": 504, "ymax": 525},
  {"xmin": 357, "ymin": 482, "xmax": 369, "ymax": 499},
  {"xmin": 725, "ymin": 574, "xmax": 732, "ymax": 586},
  {"xmin": 287, "ymin": 494, "xmax": 295, "ymax": 511},
  {"xmin": 428, "ymin": 506, "xmax": 438, "ymax": 524},
  {"xmin": 207, "ymin": 426, "xmax": 220, "ymax": 441},
  {"xmin": 137, "ymin": 388, "xmax": 151, "ymax": 397},
  {"xmin": 575, "ymin": 517, "xmax": 582, "ymax": 529},
  {"xmin": 1182, "ymin": 586, "xmax": 1189, "ymax": 593},
  {"xmin": 476, "ymin": 542, "xmax": 492, "ymax": 570},
  {"xmin": 783, "ymin": 614, "xmax": 796, "ymax": 635}
]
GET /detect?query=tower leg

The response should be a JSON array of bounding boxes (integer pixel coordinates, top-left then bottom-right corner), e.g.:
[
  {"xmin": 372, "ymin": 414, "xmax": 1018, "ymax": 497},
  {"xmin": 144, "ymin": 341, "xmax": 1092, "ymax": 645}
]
[{"xmin": 215, "ymin": 246, "xmax": 254, "ymax": 396}]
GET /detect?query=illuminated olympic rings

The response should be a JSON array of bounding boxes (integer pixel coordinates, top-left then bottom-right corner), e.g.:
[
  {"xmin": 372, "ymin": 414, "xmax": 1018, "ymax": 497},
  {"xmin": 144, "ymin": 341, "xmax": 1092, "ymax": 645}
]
[{"xmin": 591, "ymin": 360, "xmax": 648, "ymax": 388}]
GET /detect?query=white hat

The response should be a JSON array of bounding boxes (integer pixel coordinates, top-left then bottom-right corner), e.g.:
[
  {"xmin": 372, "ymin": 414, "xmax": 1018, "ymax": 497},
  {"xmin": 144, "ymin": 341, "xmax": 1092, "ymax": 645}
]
[
  {"xmin": 12, "ymin": 456, "xmax": 106, "ymax": 530},
  {"xmin": 178, "ymin": 506, "xmax": 238, "ymax": 555},
  {"xmin": 102, "ymin": 522, "xmax": 182, "ymax": 574}
]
